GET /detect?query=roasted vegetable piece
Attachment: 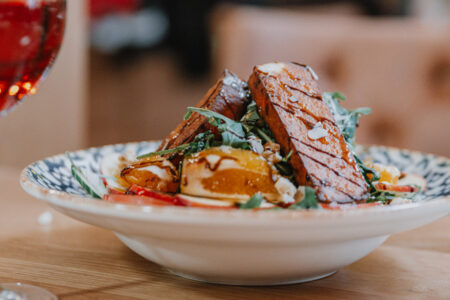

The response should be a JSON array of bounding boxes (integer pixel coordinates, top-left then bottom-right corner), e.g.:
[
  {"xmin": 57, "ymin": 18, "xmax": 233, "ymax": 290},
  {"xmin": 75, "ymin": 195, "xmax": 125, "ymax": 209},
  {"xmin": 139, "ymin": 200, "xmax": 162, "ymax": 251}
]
[
  {"xmin": 120, "ymin": 156, "xmax": 179, "ymax": 193},
  {"xmin": 157, "ymin": 70, "xmax": 248, "ymax": 165},
  {"xmin": 126, "ymin": 184, "xmax": 185, "ymax": 205},
  {"xmin": 248, "ymin": 62, "xmax": 369, "ymax": 203},
  {"xmin": 180, "ymin": 146, "xmax": 280, "ymax": 201}
]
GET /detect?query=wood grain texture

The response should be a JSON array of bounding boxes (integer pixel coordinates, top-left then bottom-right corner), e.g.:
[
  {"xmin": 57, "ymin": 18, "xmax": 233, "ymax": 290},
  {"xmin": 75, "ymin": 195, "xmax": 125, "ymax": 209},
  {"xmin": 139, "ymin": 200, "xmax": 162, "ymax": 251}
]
[{"xmin": 0, "ymin": 168, "xmax": 449, "ymax": 299}]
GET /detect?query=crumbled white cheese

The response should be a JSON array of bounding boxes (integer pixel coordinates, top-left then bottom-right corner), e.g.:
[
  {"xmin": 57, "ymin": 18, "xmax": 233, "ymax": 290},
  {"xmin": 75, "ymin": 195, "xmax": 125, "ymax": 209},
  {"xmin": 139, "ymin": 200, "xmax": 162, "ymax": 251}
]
[
  {"xmin": 280, "ymin": 194, "xmax": 295, "ymax": 204},
  {"xmin": 275, "ymin": 177, "xmax": 296, "ymax": 197},
  {"xmin": 288, "ymin": 96, "xmax": 298, "ymax": 103},
  {"xmin": 247, "ymin": 136, "xmax": 264, "ymax": 154},
  {"xmin": 308, "ymin": 122, "xmax": 328, "ymax": 140},
  {"xmin": 257, "ymin": 62, "xmax": 285, "ymax": 75},
  {"xmin": 294, "ymin": 186, "xmax": 305, "ymax": 202}
]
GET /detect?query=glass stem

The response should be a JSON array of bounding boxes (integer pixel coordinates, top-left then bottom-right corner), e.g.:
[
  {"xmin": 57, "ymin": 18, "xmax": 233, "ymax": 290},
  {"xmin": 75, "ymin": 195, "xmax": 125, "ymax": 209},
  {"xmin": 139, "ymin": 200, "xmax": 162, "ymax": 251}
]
[{"xmin": 0, "ymin": 283, "xmax": 24, "ymax": 300}]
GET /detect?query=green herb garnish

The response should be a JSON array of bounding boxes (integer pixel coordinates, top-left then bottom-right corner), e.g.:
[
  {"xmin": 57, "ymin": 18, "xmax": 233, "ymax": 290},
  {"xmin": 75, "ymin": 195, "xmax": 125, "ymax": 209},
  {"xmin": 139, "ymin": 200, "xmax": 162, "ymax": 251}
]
[
  {"xmin": 66, "ymin": 152, "xmax": 107, "ymax": 199},
  {"xmin": 323, "ymin": 92, "xmax": 371, "ymax": 150},
  {"xmin": 183, "ymin": 131, "xmax": 217, "ymax": 157},
  {"xmin": 240, "ymin": 100, "xmax": 274, "ymax": 143},
  {"xmin": 367, "ymin": 190, "xmax": 396, "ymax": 205},
  {"xmin": 353, "ymin": 155, "xmax": 380, "ymax": 192},
  {"xmin": 282, "ymin": 150, "xmax": 293, "ymax": 163},
  {"xmin": 289, "ymin": 187, "xmax": 320, "ymax": 210},
  {"xmin": 240, "ymin": 101, "xmax": 260, "ymax": 126},
  {"xmin": 240, "ymin": 194, "xmax": 264, "ymax": 209},
  {"xmin": 137, "ymin": 143, "xmax": 191, "ymax": 160},
  {"xmin": 185, "ymin": 107, "xmax": 251, "ymax": 149},
  {"xmin": 274, "ymin": 162, "xmax": 292, "ymax": 176},
  {"xmin": 137, "ymin": 131, "xmax": 217, "ymax": 160},
  {"xmin": 254, "ymin": 127, "xmax": 273, "ymax": 143},
  {"xmin": 323, "ymin": 92, "xmax": 389, "ymax": 202}
]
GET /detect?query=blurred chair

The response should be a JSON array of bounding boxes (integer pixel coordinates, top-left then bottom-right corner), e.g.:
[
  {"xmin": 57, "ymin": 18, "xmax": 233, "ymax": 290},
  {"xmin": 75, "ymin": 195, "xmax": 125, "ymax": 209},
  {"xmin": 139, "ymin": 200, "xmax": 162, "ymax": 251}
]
[
  {"xmin": 0, "ymin": 0, "xmax": 88, "ymax": 168},
  {"xmin": 212, "ymin": 5, "xmax": 450, "ymax": 156}
]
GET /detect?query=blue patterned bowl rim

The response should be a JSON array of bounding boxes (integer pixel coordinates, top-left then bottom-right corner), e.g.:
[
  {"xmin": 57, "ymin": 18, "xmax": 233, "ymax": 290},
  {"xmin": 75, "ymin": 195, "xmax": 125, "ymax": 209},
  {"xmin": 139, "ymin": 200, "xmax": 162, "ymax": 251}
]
[{"xmin": 20, "ymin": 141, "xmax": 450, "ymax": 219}]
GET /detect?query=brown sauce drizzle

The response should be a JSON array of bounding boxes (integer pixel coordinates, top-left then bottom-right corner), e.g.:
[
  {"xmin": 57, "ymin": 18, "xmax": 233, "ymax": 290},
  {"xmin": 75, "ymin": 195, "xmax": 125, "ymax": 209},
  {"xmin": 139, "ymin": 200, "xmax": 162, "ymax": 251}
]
[
  {"xmin": 290, "ymin": 62, "xmax": 319, "ymax": 80},
  {"xmin": 308, "ymin": 173, "xmax": 362, "ymax": 202},
  {"xmin": 273, "ymin": 69, "xmax": 354, "ymax": 167},
  {"xmin": 294, "ymin": 148, "xmax": 364, "ymax": 189},
  {"xmin": 269, "ymin": 88, "xmax": 353, "ymax": 166},
  {"xmin": 120, "ymin": 158, "xmax": 180, "ymax": 193},
  {"xmin": 271, "ymin": 101, "xmax": 346, "ymax": 146},
  {"xmin": 258, "ymin": 64, "xmax": 367, "ymax": 201},
  {"xmin": 121, "ymin": 159, "xmax": 178, "ymax": 179},
  {"xmin": 194, "ymin": 155, "xmax": 238, "ymax": 172},
  {"xmin": 289, "ymin": 136, "xmax": 361, "ymax": 179},
  {"xmin": 272, "ymin": 102, "xmax": 315, "ymax": 129},
  {"xmin": 267, "ymin": 74, "xmax": 322, "ymax": 100}
]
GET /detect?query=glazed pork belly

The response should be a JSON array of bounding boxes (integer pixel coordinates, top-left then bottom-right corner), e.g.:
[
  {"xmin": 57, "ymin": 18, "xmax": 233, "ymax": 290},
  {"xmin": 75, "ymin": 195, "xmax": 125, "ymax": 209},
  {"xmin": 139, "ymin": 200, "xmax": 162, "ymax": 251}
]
[
  {"xmin": 248, "ymin": 62, "xmax": 369, "ymax": 203},
  {"xmin": 157, "ymin": 70, "xmax": 248, "ymax": 165}
]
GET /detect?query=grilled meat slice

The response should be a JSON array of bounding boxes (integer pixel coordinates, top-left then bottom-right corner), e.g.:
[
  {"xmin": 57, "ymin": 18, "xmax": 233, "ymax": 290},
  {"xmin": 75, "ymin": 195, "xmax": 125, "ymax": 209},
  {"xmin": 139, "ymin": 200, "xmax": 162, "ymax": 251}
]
[
  {"xmin": 158, "ymin": 70, "xmax": 248, "ymax": 165},
  {"xmin": 248, "ymin": 62, "xmax": 369, "ymax": 203}
]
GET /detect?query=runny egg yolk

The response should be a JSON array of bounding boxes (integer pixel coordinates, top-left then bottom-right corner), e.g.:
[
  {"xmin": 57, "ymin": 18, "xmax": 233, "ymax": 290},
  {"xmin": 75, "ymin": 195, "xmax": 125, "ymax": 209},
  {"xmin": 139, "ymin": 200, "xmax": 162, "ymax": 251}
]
[
  {"xmin": 180, "ymin": 146, "xmax": 279, "ymax": 201},
  {"xmin": 365, "ymin": 162, "xmax": 400, "ymax": 184}
]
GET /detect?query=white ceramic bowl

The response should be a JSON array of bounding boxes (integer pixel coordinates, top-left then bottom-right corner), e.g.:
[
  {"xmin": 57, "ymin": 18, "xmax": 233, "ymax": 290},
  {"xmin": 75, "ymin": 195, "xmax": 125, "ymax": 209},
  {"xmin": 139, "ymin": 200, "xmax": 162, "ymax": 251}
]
[{"xmin": 21, "ymin": 142, "xmax": 450, "ymax": 285}]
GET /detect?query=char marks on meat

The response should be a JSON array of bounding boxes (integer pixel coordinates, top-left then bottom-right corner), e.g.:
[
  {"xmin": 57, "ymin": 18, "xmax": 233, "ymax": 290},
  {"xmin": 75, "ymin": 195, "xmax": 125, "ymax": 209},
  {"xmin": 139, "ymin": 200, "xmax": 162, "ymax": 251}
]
[
  {"xmin": 158, "ymin": 70, "xmax": 248, "ymax": 165},
  {"xmin": 248, "ymin": 62, "xmax": 369, "ymax": 203}
]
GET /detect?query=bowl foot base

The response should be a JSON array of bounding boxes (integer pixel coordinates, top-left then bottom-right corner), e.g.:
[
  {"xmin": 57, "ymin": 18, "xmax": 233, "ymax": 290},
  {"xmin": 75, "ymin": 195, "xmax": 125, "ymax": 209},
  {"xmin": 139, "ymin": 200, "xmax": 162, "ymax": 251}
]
[{"xmin": 167, "ymin": 269, "xmax": 337, "ymax": 286}]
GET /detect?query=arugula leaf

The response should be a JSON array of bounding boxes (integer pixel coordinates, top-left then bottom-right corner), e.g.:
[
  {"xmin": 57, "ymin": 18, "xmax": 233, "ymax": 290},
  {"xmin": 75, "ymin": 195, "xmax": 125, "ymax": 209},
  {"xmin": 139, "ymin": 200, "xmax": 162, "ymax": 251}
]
[
  {"xmin": 240, "ymin": 101, "xmax": 276, "ymax": 143},
  {"xmin": 66, "ymin": 152, "xmax": 107, "ymax": 199},
  {"xmin": 254, "ymin": 127, "xmax": 273, "ymax": 143},
  {"xmin": 289, "ymin": 187, "xmax": 320, "ymax": 210},
  {"xmin": 184, "ymin": 131, "xmax": 216, "ymax": 157},
  {"xmin": 240, "ymin": 101, "xmax": 260, "ymax": 126},
  {"xmin": 282, "ymin": 150, "xmax": 293, "ymax": 163},
  {"xmin": 328, "ymin": 91, "xmax": 346, "ymax": 101},
  {"xmin": 322, "ymin": 92, "xmax": 371, "ymax": 149},
  {"xmin": 274, "ymin": 162, "xmax": 292, "ymax": 176},
  {"xmin": 353, "ymin": 154, "xmax": 380, "ymax": 191},
  {"xmin": 322, "ymin": 92, "xmax": 383, "ymax": 202},
  {"xmin": 137, "ymin": 143, "xmax": 191, "ymax": 160},
  {"xmin": 367, "ymin": 190, "xmax": 396, "ymax": 205},
  {"xmin": 185, "ymin": 107, "xmax": 251, "ymax": 149},
  {"xmin": 137, "ymin": 130, "xmax": 217, "ymax": 160},
  {"xmin": 240, "ymin": 194, "xmax": 264, "ymax": 209}
]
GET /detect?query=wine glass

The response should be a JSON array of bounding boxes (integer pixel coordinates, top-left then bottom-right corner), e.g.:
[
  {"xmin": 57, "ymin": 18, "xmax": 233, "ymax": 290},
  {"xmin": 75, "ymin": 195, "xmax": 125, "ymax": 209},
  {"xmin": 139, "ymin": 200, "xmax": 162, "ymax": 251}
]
[
  {"xmin": 0, "ymin": 0, "xmax": 66, "ymax": 299},
  {"xmin": 0, "ymin": 0, "xmax": 65, "ymax": 116}
]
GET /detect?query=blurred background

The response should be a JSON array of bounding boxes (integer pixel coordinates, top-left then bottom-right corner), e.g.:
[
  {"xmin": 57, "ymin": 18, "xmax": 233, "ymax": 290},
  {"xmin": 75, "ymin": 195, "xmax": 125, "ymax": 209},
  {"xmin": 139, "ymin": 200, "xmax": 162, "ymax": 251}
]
[{"xmin": 0, "ymin": 0, "xmax": 449, "ymax": 168}]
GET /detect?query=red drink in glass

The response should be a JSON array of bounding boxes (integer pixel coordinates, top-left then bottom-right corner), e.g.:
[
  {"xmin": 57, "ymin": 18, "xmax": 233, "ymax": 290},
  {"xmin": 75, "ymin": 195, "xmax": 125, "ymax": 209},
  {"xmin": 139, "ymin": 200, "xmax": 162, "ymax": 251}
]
[{"xmin": 0, "ymin": 0, "xmax": 66, "ymax": 116}]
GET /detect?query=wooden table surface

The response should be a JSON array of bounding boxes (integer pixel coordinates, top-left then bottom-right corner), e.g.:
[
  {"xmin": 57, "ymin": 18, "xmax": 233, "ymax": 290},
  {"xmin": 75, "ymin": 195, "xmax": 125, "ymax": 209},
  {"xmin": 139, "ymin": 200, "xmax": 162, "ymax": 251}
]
[{"xmin": 0, "ymin": 167, "xmax": 449, "ymax": 299}]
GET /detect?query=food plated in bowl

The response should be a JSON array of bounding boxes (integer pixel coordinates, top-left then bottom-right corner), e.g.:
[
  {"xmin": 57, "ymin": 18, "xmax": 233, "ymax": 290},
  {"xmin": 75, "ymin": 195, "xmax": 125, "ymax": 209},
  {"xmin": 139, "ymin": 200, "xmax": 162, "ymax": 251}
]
[
  {"xmin": 21, "ymin": 62, "xmax": 450, "ymax": 285},
  {"xmin": 90, "ymin": 62, "xmax": 426, "ymax": 209}
]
